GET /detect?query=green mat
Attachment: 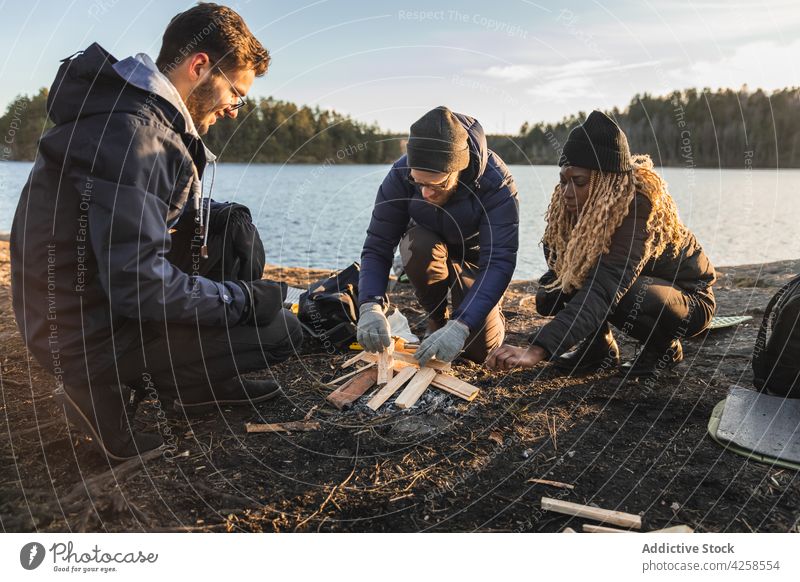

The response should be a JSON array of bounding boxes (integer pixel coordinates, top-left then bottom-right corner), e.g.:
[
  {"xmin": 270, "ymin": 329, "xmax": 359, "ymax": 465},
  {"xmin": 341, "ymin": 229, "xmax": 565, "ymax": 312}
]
[
  {"xmin": 708, "ymin": 389, "xmax": 800, "ymax": 471},
  {"xmin": 707, "ymin": 315, "xmax": 753, "ymax": 330}
]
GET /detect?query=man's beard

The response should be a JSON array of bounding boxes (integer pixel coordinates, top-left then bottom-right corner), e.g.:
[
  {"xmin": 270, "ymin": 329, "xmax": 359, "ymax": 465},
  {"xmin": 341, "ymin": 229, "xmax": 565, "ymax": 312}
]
[{"xmin": 185, "ymin": 77, "xmax": 217, "ymax": 135}]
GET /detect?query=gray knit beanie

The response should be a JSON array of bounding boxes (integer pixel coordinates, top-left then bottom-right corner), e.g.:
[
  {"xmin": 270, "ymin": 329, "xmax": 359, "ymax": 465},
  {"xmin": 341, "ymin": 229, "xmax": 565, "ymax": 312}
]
[{"xmin": 406, "ymin": 106, "xmax": 470, "ymax": 173}]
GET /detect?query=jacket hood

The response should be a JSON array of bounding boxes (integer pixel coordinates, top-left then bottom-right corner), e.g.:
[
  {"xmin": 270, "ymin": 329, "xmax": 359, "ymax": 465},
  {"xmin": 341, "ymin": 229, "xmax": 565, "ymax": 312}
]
[
  {"xmin": 452, "ymin": 111, "xmax": 489, "ymax": 186},
  {"xmin": 45, "ymin": 43, "xmax": 220, "ymax": 161},
  {"xmin": 47, "ymin": 44, "xmax": 178, "ymax": 128}
]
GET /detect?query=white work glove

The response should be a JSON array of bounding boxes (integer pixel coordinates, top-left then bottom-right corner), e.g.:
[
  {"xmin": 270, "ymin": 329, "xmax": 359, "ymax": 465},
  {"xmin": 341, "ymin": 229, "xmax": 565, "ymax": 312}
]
[
  {"xmin": 415, "ymin": 320, "xmax": 470, "ymax": 366},
  {"xmin": 357, "ymin": 302, "xmax": 392, "ymax": 353}
]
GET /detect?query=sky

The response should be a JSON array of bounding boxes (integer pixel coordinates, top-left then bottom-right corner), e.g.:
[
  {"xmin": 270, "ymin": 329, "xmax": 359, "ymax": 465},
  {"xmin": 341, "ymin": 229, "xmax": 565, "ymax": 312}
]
[{"xmin": 0, "ymin": 0, "xmax": 798, "ymax": 134}]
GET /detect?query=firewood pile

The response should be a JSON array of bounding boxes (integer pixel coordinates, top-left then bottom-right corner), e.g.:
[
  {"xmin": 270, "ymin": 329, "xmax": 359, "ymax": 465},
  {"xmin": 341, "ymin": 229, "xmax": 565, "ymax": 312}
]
[{"xmin": 325, "ymin": 339, "xmax": 480, "ymax": 411}]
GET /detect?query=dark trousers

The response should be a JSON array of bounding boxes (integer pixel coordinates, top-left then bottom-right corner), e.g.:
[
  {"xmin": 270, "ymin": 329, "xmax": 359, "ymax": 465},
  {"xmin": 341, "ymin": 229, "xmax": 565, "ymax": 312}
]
[
  {"xmin": 95, "ymin": 310, "xmax": 303, "ymax": 396},
  {"xmin": 399, "ymin": 225, "xmax": 504, "ymax": 363},
  {"xmin": 91, "ymin": 216, "xmax": 303, "ymax": 396},
  {"xmin": 537, "ymin": 274, "xmax": 715, "ymax": 350}
]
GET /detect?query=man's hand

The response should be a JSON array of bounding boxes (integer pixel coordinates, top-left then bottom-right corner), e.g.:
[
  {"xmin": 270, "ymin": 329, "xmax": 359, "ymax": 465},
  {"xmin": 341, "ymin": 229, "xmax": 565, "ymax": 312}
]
[
  {"xmin": 357, "ymin": 302, "xmax": 392, "ymax": 353},
  {"xmin": 415, "ymin": 320, "xmax": 470, "ymax": 366},
  {"xmin": 486, "ymin": 344, "xmax": 547, "ymax": 371}
]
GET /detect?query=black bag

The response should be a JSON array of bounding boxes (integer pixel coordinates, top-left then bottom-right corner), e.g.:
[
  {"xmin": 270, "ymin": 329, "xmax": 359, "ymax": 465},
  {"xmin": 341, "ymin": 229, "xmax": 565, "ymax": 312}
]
[
  {"xmin": 752, "ymin": 274, "xmax": 800, "ymax": 397},
  {"xmin": 297, "ymin": 263, "xmax": 362, "ymax": 351},
  {"xmin": 168, "ymin": 202, "xmax": 265, "ymax": 282}
]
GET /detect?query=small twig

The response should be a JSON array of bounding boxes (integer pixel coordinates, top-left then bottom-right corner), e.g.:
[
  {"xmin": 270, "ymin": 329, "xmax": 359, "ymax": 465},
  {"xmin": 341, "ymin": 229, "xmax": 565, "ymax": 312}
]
[
  {"xmin": 245, "ymin": 421, "xmax": 320, "ymax": 434},
  {"xmin": 325, "ymin": 363, "xmax": 375, "ymax": 386},
  {"xmin": 527, "ymin": 478, "xmax": 575, "ymax": 490},
  {"xmin": 294, "ymin": 440, "xmax": 360, "ymax": 531}
]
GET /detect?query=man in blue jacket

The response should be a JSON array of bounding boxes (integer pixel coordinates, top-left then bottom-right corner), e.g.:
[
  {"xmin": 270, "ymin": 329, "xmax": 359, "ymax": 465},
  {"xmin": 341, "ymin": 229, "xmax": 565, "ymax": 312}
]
[
  {"xmin": 357, "ymin": 106, "xmax": 519, "ymax": 365},
  {"xmin": 10, "ymin": 4, "xmax": 302, "ymax": 460}
]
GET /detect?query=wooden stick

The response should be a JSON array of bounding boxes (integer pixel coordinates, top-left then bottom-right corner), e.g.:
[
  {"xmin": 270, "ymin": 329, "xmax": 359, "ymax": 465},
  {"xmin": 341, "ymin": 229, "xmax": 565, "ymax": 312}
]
[
  {"xmin": 394, "ymin": 367, "xmax": 437, "ymax": 409},
  {"xmin": 583, "ymin": 524, "xmax": 632, "ymax": 533},
  {"xmin": 527, "ymin": 478, "xmax": 575, "ymax": 490},
  {"xmin": 366, "ymin": 366, "xmax": 417, "ymax": 411},
  {"xmin": 431, "ymin": 373, "xmax": 479, "ymax": 401},
  {"xmin": 325, "ymin": 362, "xmax": 375, "ymax": 386},
  {"xmin": 392, "ymin": 350, "xmax": 452, "ymax": 371},
  {"xmin": 562, "ymin": 527, "xmax": 577, "ymax": 533},
  {"xmin": 377, "ymin": 344, "xmax": 394, "ymax": 385},
  {"xmin": 245, "ymin": 421, "xmax": 321, "ymax": 433},
  {"xmin": 540, "ymin": 497, "xmax": 642, "ymax": 529},
  {"xmin": 326, "ymin": 368, "xmax": 378, "ymax": 409},
  {"xmin": 649, "ymin": 525, "xmax": 694, "ymax": 534},
  {"xmin": 361, "ymin": 350, "xmax": 450, "ymax": 371},
  {"xmin": 341, "ymin": 351, "xmax": 367, "ymax": 368}
]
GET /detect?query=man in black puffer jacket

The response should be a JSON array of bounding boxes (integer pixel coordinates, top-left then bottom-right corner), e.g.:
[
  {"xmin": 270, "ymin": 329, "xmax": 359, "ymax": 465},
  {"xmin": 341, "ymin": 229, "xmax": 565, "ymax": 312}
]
[{"xmin": 10, "ymin": 4, "xmax": 302, "ymax": 460}]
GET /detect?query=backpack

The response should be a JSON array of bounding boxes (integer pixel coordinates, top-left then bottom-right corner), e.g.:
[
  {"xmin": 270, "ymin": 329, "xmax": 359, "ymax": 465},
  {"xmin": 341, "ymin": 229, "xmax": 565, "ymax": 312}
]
[
  {"xmin": 297, "ymin": 263, "xmax": 363, "ymax": 351},
  {"xmin": 752, "ymin": 274, "xmax": 800, "ymax": 397}
]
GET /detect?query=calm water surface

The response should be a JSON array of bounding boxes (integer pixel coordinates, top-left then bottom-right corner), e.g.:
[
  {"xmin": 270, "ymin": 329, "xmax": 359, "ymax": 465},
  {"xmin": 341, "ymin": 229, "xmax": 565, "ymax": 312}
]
[{"xmin": 2, "ymin": 161, "xmax": 797, "ymax": 279}]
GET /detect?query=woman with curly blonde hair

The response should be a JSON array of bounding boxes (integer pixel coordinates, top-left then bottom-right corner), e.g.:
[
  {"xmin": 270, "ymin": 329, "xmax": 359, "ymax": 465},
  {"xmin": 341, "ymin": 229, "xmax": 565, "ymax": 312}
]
[{"xmin": 488, "ymin": 111, "xmax": 716, "ymax": 377}]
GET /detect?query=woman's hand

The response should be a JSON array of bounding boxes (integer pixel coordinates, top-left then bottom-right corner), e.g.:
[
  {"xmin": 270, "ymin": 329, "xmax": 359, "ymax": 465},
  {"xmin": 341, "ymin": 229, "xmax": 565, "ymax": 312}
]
[{"xmin": 485, "ymin": 344, "xmax": 548, "ymax": 371}]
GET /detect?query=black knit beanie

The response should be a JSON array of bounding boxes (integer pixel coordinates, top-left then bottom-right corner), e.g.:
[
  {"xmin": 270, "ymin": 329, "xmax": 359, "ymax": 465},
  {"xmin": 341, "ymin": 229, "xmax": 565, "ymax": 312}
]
[
  {"xmin": 406, "ymin": 106, "xmax": 470, "ymax": 173},
  {"xmin": 559, "ymin": 110, "xmax": 632, "ymax": 173}
]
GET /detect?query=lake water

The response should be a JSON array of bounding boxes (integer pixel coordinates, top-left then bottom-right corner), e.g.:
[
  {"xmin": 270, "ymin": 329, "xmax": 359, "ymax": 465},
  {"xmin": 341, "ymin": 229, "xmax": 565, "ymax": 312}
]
[{"xmin": 1, "ymin": 161, "xmax": 798, "ymax": 280}]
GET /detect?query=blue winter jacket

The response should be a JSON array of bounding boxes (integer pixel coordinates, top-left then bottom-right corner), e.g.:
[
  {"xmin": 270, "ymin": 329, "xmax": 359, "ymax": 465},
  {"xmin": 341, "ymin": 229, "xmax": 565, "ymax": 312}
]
[{"xmin": 358, "ymin": 113, "xmax": 519, "ymax": 331}]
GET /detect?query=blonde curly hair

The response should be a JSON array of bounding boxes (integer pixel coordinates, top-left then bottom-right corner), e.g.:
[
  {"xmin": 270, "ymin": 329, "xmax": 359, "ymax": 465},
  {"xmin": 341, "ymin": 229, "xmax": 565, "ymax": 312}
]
[{"xmin": 542, "ymin": 154, "xmax": 687, "ymax": 294}]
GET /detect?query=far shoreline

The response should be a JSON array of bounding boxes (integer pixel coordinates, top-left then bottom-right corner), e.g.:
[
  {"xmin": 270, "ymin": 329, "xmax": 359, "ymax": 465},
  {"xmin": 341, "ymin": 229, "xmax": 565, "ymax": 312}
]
[
  {"xmin": 0, "ymin": 234, "xmax": 797, "ymax": 280},
  {"xmin": 1, "ymin": 160, "xmax": 798, "ymax": 170}
]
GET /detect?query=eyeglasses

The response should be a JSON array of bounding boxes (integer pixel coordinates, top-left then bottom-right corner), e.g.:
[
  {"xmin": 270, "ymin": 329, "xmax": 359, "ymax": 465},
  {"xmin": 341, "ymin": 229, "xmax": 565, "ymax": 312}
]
[
  {"xmin": 215, "ymin": 66, "xmax": 246, "ymax": 112},
  {"xmin": 407, "ymin": 174, "xmax": 454, "ymax": 194}
]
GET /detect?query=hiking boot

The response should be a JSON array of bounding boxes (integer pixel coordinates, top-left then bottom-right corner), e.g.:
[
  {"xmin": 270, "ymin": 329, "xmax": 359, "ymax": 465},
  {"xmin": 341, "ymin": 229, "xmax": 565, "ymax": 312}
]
[
  {"xmin": 620, "ymin": 339, "xmax": 684, "ymax": 378},
  {"xmin": 551, "ymin": 322, "xmax": 620, "ymax": 373},
  {"xmin": 59, "ymin": 384, "xmax": 163, "ymax": 461},
  {"xmin": 173, "ymin": 377, "xmax": 283, "ymax": 415}
]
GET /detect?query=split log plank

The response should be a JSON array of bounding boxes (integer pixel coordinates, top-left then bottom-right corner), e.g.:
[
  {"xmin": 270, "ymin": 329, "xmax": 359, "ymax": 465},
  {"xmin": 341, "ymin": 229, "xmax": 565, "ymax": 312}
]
[
  {"xmin": 394, "ymin": 368, "xmax": 437, "ymax": 409},
  {"xmin": 431, "ymin": 373, "xmax": 479, "ymax": 401},
  {"xmin": 366, "ymin": 366, "xmax": 417, "ymax": 411},
  {"xmin": 326, "ymin": 368, "xmax": 378, "ymax": 409},
  {"xmin": 362, "ymin": 350, "xmax": 451, "ymax": 371},
  {"xmin": 392, "ymin": 350, "xmax": 452, "ymax": 371},
  {"xmin": 377, "ymin": 344, "xmax": 394, "ymax": 385},
  {"xmin": 583, "ymin": 524, "xmax": 631, "ymax": 533},
  {"xmin": 540, "ymin": 497, "xmax": 642, "ymax": 529},
  {"xmin": 650, "ymin": 525, "xmax": 694, "ymax": 533},
  {"xmin": 246, "ymin": 421, "xmax": 320, "ymax": 433}
]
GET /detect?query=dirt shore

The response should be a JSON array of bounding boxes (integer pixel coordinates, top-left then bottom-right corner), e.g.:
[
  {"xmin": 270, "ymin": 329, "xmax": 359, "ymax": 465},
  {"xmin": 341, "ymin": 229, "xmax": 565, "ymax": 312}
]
[{"xmin": 1, "ymin": 240, "xmax": 798, "ymax": 533}]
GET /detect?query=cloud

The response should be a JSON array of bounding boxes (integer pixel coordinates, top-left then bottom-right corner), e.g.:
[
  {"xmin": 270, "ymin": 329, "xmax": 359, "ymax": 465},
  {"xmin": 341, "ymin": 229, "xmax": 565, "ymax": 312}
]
[
  {"xmin": 477, "ymin": 58, "xmax": 660, "ymax": 83},
  {"xmin": 669, "ymin": 40, "xmax": 800, "ymax": 91},
  {"xmin": 526, "ymin": 76, "xmax": 597, "ymax": 101},
  {"xmin": 473, "ymin": 59, "xmax": 662, "ymax": 102},
  {"xmin": 482, "ymin": 65, "xmax": 536, "ymax": 82}
]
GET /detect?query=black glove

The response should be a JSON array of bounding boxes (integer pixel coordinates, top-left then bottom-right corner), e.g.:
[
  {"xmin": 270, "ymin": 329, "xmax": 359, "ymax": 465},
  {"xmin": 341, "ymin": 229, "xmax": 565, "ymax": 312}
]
[
  {"xmin": 234, "ymin": 279, "xmax": 288, "ymax": 326},
  {"xmin": 535, "ymin": 269, "xmax": 572, "ymax": 316}
]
